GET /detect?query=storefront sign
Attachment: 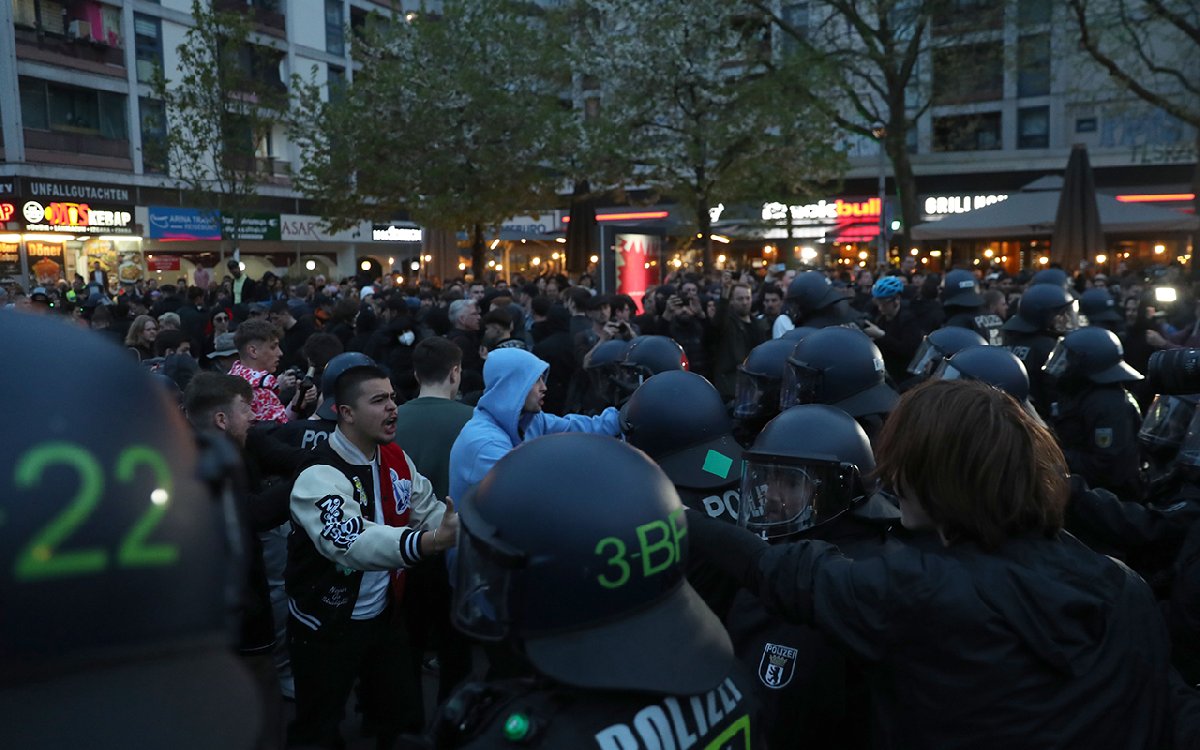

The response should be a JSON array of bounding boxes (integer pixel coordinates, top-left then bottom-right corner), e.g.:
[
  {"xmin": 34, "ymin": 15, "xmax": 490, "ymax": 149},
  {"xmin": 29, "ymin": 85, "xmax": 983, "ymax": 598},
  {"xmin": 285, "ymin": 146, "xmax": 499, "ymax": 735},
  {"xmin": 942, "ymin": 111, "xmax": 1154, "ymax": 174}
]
[
  {"xmin": 281, "ymin": 214, "xmax": 367, "ymax": 243},
  {"xmin": 222, "ymin": 213, "xmax": 281, "ymax": 241},
  {"xmin": 27, "ymin": 241, "xmax": 65, "ymax": 284},
  {"xmin": 0, "ymin": 242, "xmax": 20, "ymax": 282},
  {"xmin": 148, "ymin": 207, "xmax": 222, "ymax": 241},
  {"xmin": 0, "ymin": 202, "xmax": 14, "ymax": 223},
  {"xmin": 500, "ymin": 213, "xmax": 557, "ymax": 235},
  {"xmin": 373, "ymin": 224, "xmax": 423, "ymax": 242},
  {"xmin": 922, "ymin": 194, "xmax": 1008, "ymax": 218},
  {"xmin": 22, "ymin": 200, "xmax": 135, "ymax": 235},
  {"xmin": 762, "ymin": 198, "xmax": 882, "ymax": 223},
  {"xmin": 147, "ymin": 254, "xmax": 181, "ymax": 272},
  {"xmin": 23, "ymin": 178, "xmax": 132, "ymax": 204}
]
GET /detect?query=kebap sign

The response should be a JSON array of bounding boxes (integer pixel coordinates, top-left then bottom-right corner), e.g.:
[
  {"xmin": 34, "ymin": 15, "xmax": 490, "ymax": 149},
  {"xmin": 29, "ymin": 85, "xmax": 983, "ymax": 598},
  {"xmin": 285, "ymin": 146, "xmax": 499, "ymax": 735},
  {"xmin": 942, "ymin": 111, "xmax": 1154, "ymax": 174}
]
[{"xmin": 22, "ymin": 200, "xmax": 135, "ymax": 235}]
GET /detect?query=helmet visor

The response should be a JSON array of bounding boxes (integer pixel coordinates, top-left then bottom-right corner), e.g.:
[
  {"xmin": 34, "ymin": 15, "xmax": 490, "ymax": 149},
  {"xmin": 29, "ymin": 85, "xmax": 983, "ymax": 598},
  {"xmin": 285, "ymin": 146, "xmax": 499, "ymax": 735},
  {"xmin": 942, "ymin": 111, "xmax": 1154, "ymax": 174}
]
[
  {"xmin": 613, "ymin": 362, "xmax": 650, "ymax": 397},
  {"xmin": 1051, "ymin": 302, "xmax": 1081, "ymax": 335},
  {"xmin": 1042, "ymin": 340, "xmax": 1071, "ymax": 378},
  {"xmin": 738, "ymin": 457, "xmax": 846, "ymax": 539},
  {"xmin": 733, "ymin": 369, "xmax": 775, "ymax": 420},
  {"xmin": 778, "ymin": 360, "xmax": 821, "ymax": 411},
  {"xmin": 932, "ymin": 358, "xmax": 963, "ymax": 382},
  {"xmin": 451, "ymin": 522, "xmax": 517, "ymax": 642},
  {"xmin": 907, "ymin": 337, "xmax": 943, "ymax": 377},
  {"xmin": 1140, "ymin": 394, "xmax": 1198, "ymax": 451},
  {"xmin": 588, "ymin": 364, "xmax": 623, "ymax": 408}
]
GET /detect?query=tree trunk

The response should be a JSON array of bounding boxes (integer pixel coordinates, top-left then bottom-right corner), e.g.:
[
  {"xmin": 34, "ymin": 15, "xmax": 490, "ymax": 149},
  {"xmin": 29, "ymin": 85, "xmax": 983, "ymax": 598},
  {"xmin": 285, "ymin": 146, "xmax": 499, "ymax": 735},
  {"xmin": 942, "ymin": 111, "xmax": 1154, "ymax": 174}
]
[
  {"xmin": 698, "ymin": 196, "xmax": 713, "ymax": 270},
  {"xmin": 1192, "ymin": 131, "xmax": 1200, "ymax": 281},
  {"xmin": 471, "ymin": 223, "xmax": 485, "ymax": 281},
  {"xmin": 890, "ymin": 136, "xmax": 921, "ymax": 253}
]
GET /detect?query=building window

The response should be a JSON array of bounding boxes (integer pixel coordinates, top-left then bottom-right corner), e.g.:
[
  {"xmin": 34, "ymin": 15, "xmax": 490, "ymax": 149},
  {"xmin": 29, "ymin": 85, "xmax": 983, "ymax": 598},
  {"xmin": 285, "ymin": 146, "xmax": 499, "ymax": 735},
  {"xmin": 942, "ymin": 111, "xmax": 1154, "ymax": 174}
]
[
  {"xmin": 134, "ymin": 14, "xmax": 162, "ymax": 83},
  {"xmin": 1018, "ymin": 0, "xmax": 1051, "ymax": 26},
  {"xmin": 780, "ymin": 2, "xmax": 808, "ymax": 49},
  {"xmin": 325, "ymin": 0, "xmax": 344, "ymax": 56},
  {"xmin": 933, "ymin": 43, "xmax": 1003, "ymax": 104},
  {"xmin": 1017, "ymin": 33, "xmax": 1050, "ymax": 98},
  {"xmin": 20, "ymin": 77, "xmax": 127, "ymax": 139},
  {"xmin": 1018, "ymin": 106, "xmax": 1049, "ymax": 149},
  {"xmin": 139, "ymin": 97, "xmax": 167, "ymax": 173},
  {"xmin": 327, "ymin": 66, "xmax": 346, "ymax": 103},
  {"xmin": 932, "ymin": 112, "xmax": 1002, "ymax": 152},
  {"xmin": 932, "ymin": 0, "xmax": 1001, "ymax": 33},
  {"xmin": 1076, "ymin": 117, "xmax": 1097, "ymax": 133}
]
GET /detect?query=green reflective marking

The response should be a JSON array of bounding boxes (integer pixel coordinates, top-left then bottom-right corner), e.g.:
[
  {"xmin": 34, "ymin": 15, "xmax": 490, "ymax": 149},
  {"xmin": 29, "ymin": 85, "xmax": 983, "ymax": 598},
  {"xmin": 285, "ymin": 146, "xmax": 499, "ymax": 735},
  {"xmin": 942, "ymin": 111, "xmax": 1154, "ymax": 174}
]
[
  {"xmin": 702, "ymin": 450, "xmax": 733, "ymax": 479},
  {"xmin": 14, "ymin": 442, "xmax": 108, "ymax": 580},
  {"xmin": 503, "ymin": 713, "xmax": 530, "ymax": 741},
  {"xmin": 115, "ymin": 445, "xmax": 180, "ymax": 568}
]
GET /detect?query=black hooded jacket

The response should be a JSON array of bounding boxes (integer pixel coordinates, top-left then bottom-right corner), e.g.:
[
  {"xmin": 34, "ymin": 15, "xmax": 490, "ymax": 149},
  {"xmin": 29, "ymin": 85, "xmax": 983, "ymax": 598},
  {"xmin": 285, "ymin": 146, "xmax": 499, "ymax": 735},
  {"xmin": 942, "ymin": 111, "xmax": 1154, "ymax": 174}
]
[{"xmin": 689, "ymin": 518, "xmax": 1174, "ymax": 749}]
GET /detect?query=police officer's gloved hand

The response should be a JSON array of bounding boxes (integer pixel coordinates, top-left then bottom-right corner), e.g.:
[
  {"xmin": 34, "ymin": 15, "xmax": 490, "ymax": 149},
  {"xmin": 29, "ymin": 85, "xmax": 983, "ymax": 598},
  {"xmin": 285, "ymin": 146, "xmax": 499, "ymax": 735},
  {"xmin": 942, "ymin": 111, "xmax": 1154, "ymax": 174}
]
[{"xmin": 686, "ymin": 509, "xmax": 767, "ymax": 587}]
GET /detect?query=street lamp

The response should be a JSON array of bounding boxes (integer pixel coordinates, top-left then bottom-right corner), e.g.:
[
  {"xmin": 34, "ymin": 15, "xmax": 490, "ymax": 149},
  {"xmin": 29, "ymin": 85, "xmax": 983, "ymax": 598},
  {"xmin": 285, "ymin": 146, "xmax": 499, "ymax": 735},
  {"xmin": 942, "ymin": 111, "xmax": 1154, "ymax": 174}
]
[{"xmin": 871, "ymin": 122, "xmax": 888, "ymax": 269}]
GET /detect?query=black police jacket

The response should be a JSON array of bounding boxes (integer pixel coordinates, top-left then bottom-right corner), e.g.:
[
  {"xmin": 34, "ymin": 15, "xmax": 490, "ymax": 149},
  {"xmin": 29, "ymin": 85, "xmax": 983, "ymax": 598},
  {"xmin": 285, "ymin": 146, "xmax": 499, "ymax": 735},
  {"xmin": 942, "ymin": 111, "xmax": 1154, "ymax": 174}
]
[
  {"xmin": 405, "ymin": 672, "xmax": 766, "ymax": 749},
  {"xmin": 1003, "ymin": 330, "xmax": 1059, "ymax": 416},
  {"xmin": 944, "ymin": 308, "xmax": 1003, "ymax": 346},
  {"xmin": 688, "ymin": 518, "xmax": 1175, "ymax": 750},
  {"xmin": 725, "ymin": 496, "xmax": 897, "ymax": 750},
  {"xmin": 1052, "ymin": 384, "xmax": 1144, "ymax": 502}
]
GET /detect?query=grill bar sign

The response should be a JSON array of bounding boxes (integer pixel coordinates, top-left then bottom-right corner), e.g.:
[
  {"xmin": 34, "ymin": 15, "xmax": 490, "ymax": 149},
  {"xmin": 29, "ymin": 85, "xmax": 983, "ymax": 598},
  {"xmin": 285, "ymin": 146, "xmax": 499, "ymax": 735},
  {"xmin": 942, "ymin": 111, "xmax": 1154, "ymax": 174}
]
[{"xmin": 22, "ymin": 200, "xmax": 134, "ymax": 235}]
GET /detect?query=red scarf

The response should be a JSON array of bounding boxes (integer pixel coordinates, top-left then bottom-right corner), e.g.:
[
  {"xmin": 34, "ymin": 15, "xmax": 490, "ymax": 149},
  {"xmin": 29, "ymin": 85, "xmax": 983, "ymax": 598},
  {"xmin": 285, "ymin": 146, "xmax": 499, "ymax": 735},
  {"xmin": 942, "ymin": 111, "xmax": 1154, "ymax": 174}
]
[{"xmin": 377, "ymin": 443, "xmax": 413, "ymax": 603}]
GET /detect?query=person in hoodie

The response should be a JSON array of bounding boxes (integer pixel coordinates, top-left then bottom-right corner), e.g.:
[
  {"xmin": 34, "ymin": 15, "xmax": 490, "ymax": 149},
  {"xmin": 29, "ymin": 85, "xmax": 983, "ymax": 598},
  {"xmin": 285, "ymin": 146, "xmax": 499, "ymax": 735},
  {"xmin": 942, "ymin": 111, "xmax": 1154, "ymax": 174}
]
[
  {"xmin": 689, "ymin": 378, "xmax": 1176, "ymax": 750},
  {"xmin": 449, "ymin": 348, "xmax": 621, "ymax": 502}
]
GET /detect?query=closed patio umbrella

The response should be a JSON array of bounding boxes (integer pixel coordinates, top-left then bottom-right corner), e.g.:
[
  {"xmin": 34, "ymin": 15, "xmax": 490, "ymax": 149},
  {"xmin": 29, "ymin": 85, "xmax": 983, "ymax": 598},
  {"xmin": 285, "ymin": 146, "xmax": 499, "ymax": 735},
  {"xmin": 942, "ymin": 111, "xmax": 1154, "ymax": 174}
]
[{"xmin": 1052, "ymin": 144, "xmax": 1105, "ymax": 271}]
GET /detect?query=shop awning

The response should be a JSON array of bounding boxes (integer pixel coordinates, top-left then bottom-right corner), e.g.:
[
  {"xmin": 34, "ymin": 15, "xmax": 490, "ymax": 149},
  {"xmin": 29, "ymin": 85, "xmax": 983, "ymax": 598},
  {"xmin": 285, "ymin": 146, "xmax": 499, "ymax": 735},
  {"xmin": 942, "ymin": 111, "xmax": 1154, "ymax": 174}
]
[{"xmin": 912, "ymin": 190, "xmax": 1198, "ymax": 240}]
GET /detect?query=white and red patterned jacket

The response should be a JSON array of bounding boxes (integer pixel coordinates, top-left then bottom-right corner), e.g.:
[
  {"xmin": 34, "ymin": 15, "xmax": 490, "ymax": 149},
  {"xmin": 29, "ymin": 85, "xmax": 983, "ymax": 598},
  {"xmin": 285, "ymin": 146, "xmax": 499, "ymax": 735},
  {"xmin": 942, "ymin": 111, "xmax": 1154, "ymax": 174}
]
[{"xmin": 229, "ymin": 360, "xmax": 289, "ymax": 423}]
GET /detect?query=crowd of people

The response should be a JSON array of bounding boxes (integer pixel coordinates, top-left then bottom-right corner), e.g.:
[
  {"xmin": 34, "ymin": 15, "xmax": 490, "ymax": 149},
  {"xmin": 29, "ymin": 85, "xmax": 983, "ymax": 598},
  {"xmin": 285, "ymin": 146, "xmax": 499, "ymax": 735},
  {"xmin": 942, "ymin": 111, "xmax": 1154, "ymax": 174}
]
[{"xmin": 3, "ymin": 252, "xmax": 1200, "ymax": 749}]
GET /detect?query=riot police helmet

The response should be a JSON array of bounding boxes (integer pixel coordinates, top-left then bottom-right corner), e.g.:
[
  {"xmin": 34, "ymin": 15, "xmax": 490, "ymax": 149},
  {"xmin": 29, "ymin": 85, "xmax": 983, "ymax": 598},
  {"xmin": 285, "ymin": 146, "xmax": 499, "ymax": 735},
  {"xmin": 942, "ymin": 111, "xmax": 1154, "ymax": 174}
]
[
  {"xmin": 786, "ymin": 271, "xmax": 843, "ymax": 315},
  {"xmin": 740, "ymin": 405, "xmax": 875, "ymax": 540},
  {"xmin": 452, "ymin": 433, "xmax": 735, "ymax": 694},
  {"xmin": 1079, "ymin": 288, "xmax": 1124, "ymax": 325},
  {"xmin": 779, "ymin": 326, "xmax": 898, "ymax": 417},
  {"xmin": 584, "ymin": 338, "xmax": 633, "ymax": 409},
  {"xmin": 734, "ymin": 338, "xmax": 799, "ymax": 421},
  {"xmin": 934, "ymin": 345, "xmax": 1030, "ymax": 401},
  {"xmin": 1043, "ymin": 327, "xmax": 1143, "ymax": 385},
  {"xmin": 622, "ymin": 371, "xmax": 742, "ymax": 490},
  {"xmin": 941, "ymin": 269, "xmax": 983, "ymax": 308},
  {"xmin": 614, "ymin": 335, "xmax": 687, "ymax": 397},
  {"xmin": 779, "ymin": 325, "xmax": 818, "ymax": 342},
  {"xmin": 315, "ymin": 351, "xmax": 377, "ymax": 419},
  {"xmin": 1001, "ymin": 284, "xmax": 1079, "ymax": 335},
  {"xmin": 1031, "ymin": 267, "xmax": 1071, "ymax": 290},
  {"xmin": 907, "ymin": 326, "xmax": 987, "ymax": 377},
  {"xmin": 0, "ymin": 314, "xmax": 257, "ymax": 748}
]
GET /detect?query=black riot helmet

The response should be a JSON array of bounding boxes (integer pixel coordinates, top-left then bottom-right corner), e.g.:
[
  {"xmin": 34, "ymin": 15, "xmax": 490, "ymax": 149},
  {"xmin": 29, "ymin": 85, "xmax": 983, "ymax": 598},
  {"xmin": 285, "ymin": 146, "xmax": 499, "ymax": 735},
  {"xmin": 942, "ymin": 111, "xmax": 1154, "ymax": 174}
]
[
  {"xmin": 907, "ymin": 326, "xmax": 988, "ymax": 377},
  {"xmin": 739, "ymin": 405, "xmax": 875, "ymax": 540},
  {"xmin": 734, "ymin": 338, "xmax": 799, "ymax": 421},
  {"xmin": 614, "ymin": 335, "xmax": 687, "ymax": 397},
  {"xmin": 0, "ymin": 314, "xmax": 257, "ymax": 748},
  {"xmin": 941, "ymin": 269, "xmax": 983, "ymax": 308},
  {"xmin": 786, "ymin": 271, "xmax": 843, "ymax": 317},
  {"xmin": 584, "ymin": 338, "xmax": 633, "ymax": 409},
  {"xmin": 452, "ymin": 434, "xmax": 736, "ymax": 695},
  {"xmin": 1001, "ymin": 284, "xmax": 1079, "ymax": 335},
  {"xmin": 1044, "ymin": 326, "xmax": 1143, "ymax": 385},
  {"xmin": 934, "ymin": 345, "xmax": 1030, "ymax": 401},
  {"xmin": 315, "ymin": 351, "xmax": 377, "ymax": 420},
  {"xmin": 1139, "ymin": 394, "xmax": 1199, "ymax": 456},
  {"xmin": 779, "ymin": 326, "xmax": 898, "ymax": 417},
  {"xmin": 1031, "ymin": 267, "xmax": 1071, "ymax": 290},
  {"xmin": 621, "ymin": 371, "xmax": 743, "ymax": 490},
  {"xmin": 779, "ymin": 325, "xmax": 818, "ymax": 342},
  {"xmin": 1079, "ymin": 288, "xmax": 1124, "ymax": 327}
]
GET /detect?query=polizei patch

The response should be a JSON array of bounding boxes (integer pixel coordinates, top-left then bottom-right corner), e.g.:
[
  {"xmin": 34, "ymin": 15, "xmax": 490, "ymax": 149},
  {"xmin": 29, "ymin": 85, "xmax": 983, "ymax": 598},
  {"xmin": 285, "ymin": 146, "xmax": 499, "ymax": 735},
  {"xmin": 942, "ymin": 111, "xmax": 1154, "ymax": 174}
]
[{"xmin": 758, "ymin": 642, "xmax": 797, "ymax": 689}]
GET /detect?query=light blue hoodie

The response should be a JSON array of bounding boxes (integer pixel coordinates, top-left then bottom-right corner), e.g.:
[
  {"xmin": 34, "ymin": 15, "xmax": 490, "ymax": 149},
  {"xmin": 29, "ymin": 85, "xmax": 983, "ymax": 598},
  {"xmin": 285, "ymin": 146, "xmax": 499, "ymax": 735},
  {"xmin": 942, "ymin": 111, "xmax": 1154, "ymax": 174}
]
[{"xmin": 448, "ymin": 348, "xmax": 621, "ymax": 501}]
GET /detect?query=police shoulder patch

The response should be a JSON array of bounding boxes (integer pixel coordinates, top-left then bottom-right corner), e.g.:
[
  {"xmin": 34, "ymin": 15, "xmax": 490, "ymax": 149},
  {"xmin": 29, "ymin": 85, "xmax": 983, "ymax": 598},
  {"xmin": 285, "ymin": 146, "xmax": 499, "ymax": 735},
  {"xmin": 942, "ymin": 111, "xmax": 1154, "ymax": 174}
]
[
  {"xmin": 758, "ymin": 642, "xmax": 798, "ymax": 690},
  {"xmin": 1094, "ymin": 427, "xmax": 1113, "ymax": 449}
]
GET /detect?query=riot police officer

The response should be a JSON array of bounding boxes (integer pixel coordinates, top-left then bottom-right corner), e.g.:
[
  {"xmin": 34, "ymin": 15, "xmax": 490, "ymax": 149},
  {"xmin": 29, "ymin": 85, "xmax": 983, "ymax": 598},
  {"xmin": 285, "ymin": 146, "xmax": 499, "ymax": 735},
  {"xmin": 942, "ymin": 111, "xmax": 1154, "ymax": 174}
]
[
  {"xmin": 727, "ymin": 405, "xmax": 896, "ymax": 749},
  {"xmin": 933, "ymin": 344, "xmax": 1039, "ymax": 418},
  {"xmin": 612, "ymin": 334, "xmax": 687, "ymax": 401},
  {"xmin": 0, "ymin": 313, "xmax": 260, "ymax": 748},
  {"xmin": 779, "ymin": 326, "xmax": 899, "ymax": 442},
  {"xmin": 411, "ymin": 434, "xmax": 765, "ymax": 748},
  {"xmin": 942, "ymin": 269, "xmax": 1003, "ymax": 345},
  {"xmin": 774, "ymin": 271, "xmax": 861, "ymax": 337},
  {"xmin": 1002, "ymin": 283, "xmax": 1079, "ymax": 416},
  {"xmin": 580, "ymin": 338, "xmax": 632, "ymax": 413},
  {"xmin": 1045, "ymin": 327, "xmax": 1144, "ymax": 501},
  {"xmin": 733, "ymin": 338, "xmax": 801, "ymax": 446},
  {"xmin": 1031, "ymin": 267, "xmax": 1072, "ymax": 291},
  {"xmin": 1080, "ymin": 287, "xmax": 1125, "ymax": 334},
  {"xmin": 268, "ymin": 351, "xmax": 376, "ymax": 449},
  {"xmin": 904, "ymin": 326, "xmax": 988, "ymax": 388}
]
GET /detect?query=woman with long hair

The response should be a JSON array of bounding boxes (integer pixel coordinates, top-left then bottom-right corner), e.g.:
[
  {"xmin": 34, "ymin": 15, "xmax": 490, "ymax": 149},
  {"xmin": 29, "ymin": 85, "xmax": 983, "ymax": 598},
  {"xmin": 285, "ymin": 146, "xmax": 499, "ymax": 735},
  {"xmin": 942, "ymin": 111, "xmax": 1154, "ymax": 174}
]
[
  {"xmin": 691, "ymin": 379, "xmax": 1180, "ymax": 748},
  {"xmin": 123, "ymin": 314, "xmax": 158, "ymax": 361}
]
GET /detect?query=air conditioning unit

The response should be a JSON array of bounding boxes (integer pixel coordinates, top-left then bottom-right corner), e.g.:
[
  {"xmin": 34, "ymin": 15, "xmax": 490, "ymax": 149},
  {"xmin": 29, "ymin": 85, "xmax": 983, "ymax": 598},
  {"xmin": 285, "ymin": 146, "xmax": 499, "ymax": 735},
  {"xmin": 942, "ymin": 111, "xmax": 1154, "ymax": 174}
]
[{"xmin": 67, "ymin": 20, "xmax": 92, "ymax": 41}]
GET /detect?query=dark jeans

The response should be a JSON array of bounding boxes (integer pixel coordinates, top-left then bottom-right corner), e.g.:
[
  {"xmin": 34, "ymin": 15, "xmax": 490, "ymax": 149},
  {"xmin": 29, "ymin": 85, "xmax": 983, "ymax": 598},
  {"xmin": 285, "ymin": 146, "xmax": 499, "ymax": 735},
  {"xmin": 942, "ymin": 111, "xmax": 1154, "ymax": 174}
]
[
  {"xmin": 403, "ymin": 562, "xmax": 473, "ymax": 702},
  {"xmin": 286, "ymin": 606, "xmax": 423, "ymax": 749}
]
